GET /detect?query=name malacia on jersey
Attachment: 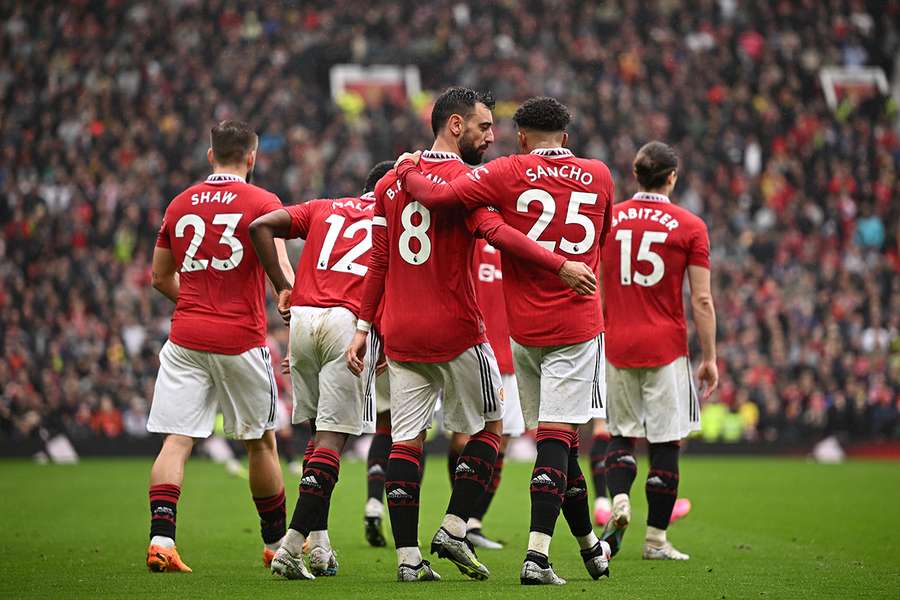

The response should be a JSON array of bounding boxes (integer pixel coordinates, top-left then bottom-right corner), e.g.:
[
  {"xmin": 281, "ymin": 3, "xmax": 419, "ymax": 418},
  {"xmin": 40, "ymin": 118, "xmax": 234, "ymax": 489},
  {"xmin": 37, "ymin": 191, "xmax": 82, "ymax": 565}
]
[{"xmin": 612, "ymin": 206, "xmax": 680, "ymax": 231}]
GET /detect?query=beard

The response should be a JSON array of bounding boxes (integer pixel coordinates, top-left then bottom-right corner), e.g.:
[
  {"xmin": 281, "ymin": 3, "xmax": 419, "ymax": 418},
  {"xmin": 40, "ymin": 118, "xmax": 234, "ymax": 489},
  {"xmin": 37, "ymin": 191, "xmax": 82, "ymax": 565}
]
[{"xmin": 459, "ymin": 135, "xmax": 488, "ymax": 165}]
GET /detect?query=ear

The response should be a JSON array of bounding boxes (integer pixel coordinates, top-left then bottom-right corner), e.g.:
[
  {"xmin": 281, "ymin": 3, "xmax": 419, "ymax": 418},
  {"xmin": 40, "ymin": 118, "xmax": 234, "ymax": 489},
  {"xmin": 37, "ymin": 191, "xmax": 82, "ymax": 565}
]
[
  {"xmin": 561, "ymin": 131, "xmax": 569, "ymax": 147},
  {"xmin": 448, "ymin": 114, "xmax": 464, "ymax": 136},
  {"xmin": 517, "ymin": 130, "xmax": 527, "ymax": 152},
  {"xmin": 207, "ymin": 147, "xmax": 215, "ymax": 166},
  {"xmin": 247, "ymin": 149, "xmax": 257, "ymax": 169}
]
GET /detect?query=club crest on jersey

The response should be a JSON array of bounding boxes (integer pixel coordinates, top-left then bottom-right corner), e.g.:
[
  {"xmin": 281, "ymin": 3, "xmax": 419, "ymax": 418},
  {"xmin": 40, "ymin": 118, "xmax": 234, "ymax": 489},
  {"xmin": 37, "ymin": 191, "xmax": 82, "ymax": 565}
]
[{"xmin": 468, "ymin": 165, "xmax": 489, "ymax": 181}]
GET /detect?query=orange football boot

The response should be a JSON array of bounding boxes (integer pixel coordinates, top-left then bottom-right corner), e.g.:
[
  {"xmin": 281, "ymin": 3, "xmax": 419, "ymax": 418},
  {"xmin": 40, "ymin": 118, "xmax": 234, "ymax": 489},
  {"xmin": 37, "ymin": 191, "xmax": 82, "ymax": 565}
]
[
  {"xmin": 147, "ymin": 545, "xmax": 193, "ymax": 573},
  {"xmin": 263, "ymin": 547, "xmax": 276, "ymax": 568}
]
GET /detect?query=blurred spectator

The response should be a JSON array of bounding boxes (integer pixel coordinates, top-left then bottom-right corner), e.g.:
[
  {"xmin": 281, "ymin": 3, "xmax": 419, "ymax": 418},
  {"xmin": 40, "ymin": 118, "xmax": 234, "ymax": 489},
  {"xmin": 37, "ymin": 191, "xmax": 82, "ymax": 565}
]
[{"xmin": 1, "ymin": 0, "xmax": 898, "ymax": 446}]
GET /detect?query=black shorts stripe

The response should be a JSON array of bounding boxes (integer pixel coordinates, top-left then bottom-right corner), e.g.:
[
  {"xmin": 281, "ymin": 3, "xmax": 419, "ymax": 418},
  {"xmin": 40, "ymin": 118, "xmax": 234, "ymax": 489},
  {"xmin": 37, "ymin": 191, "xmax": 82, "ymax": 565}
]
[
  {"xmin": 260, "ymin": 347, "xmax": 276, "ymax": 425},
  {"xmin": 591, "ymin": 336, "xmax": 602, "ymax": 409},
  {"xmin": 686, "ymin": 359, "xmax": 696, "ymax": 423},
  {"xmin": 474, "ymin": 345, "xmax": 494, "ymax": 414},
  {"xmin": 480, "ymin": 345, "xmax": 498, "ymax": 413},
  {"xmin": 363, "ymin": 332, "xmax": 382, "ymax": 422}
]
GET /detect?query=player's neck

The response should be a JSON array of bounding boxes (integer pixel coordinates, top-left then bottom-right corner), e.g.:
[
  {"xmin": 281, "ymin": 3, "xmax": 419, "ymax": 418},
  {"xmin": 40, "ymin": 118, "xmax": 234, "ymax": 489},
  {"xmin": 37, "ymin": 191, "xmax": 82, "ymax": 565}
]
[
  {"xmin": 211, "ymin": 165, "xmax": 248, "ymax": 180},
  {"xmin": 527, "ymin": 141, "xmax": 563, "ymax": 151},
  {"xmin": 430, "ymin": 137, "xmax": 461, "ymax": 157}
]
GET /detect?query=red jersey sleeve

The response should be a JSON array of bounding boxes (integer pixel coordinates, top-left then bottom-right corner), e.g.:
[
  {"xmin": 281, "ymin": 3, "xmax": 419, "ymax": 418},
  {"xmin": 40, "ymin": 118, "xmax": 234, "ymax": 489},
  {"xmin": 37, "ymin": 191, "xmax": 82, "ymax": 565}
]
[
  {"xmin": 597, "ymin": 181, "xmax": 614, "ymax": 248},
  {"xmin": 358, "ymin": 175, "xmax": 391, "ymax": 323},
  {"xmin": 155, "ymin": 215, "xmax": 171, "ymax": 248},
  {"xmin": 258, "ymin": 192, "xmax": 283, "ymax": 217},
  {"xmin": 286, "ymin": 202, "xmax": 314, "ymax": 239},
  {"xmin": 395, "ymin": 160, "xmax": 463, "ymax": 210},
  {"xmin": 467, "ymin": 207, "xmax": 565, "ymax": 273},
  {"xmin": 447, "ymin": 156, "xmax": 512, "ymax": 211},
  {"xmin": 687, "ymin": 220, "xmax": 711, "ymax": 268}
]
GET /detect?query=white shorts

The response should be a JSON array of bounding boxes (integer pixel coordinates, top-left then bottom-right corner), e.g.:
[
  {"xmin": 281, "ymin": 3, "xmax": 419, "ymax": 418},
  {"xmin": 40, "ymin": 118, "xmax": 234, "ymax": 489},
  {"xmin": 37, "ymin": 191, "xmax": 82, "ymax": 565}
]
[
  {"xmin": 512, "ymin": 334, "xmax": 606, "ymax": 430},
  {"xmin": 606, "ymin": 355, "xmax": 701, "ymax": 443},
  {"xmin": 289, "ymin": 306, "xmax": 374, "ymax": 436},
  {"xmin": 501, "ymin": 373, "xmax": 525, "ymax": 437},
  {"xmin": 389, "ymin": 343, "xmax": 504, "ymax": 442},
  {"xmin": 366, "ymin": 330, "xmax": 391, "ymax": 415},
  {"xmin": 148, "ymin": 341, "xmax": 277, "ymax": 440}
]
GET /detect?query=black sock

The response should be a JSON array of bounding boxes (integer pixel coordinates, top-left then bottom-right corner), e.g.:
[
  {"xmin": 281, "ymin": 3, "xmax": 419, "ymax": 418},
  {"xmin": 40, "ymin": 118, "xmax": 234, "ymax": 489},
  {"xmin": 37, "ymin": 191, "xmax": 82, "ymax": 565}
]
[
  {"xmin": 605, "ymin": 436, "xmax": 637, "ymax": 497},
  {"xmin": 529, "ymin": 427, "xmax": 573, "ymax": 536},
  {"xmin": 561, "ymin": 440, "xmax": 592, "ymax": 538},
  {"xmin": 590, "ymin": 433, "xmax": 609, "ymax": 500},
  {"xmin": 470, "ymin": 451, "xmax": 504, "ymax": 522},
  {"xmin": 446, "ymin": 430, "xmax": 500, "ymax": 522},
  {"xmin": 289, "ymin": 447, "xmax": 340, "ymax": 536},
  {"xmin": 386, "ymin": 443, "xmax": 423, "ymax": 549},
  {"xmin": 646, "ymin": 442, "xmax": 680, "ymax": 530},
  {"xmin": 525, "ymin": 549, "xmax": 550, "ymax": 568},
  {"xmin": 302, "ymin": 439, "xmax": 315, "ymax": 471},
  {"xmin": 149, "ymin": 483, "xmax": 180, "ymax": 541},
  {"xmin": 367, "ymin": 431, "xmax": 391, "ymax": 503},
  {"xmin": 253, "ymin": 489, "xmax": 286, "ymax": 544},
  {"xmin": 447, "ymin": 447, "xmax": 460, "ymax": 485}
]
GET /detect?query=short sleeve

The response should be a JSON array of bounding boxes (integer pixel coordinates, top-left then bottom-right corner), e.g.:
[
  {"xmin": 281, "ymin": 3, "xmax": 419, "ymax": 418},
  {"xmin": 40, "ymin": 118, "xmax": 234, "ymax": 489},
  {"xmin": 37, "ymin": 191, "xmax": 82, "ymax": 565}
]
[
  {"xmin": 373, "ymin": 171, "xmax": 395, "ymax": 226},
  {"xmin": 448, "ymin": 156, "xmax": 512, "ymax": 210},
  {"xmin": 286, "ymin": 202, "xmax": 315, "ymax": 239},
  {"xmin": 687, "ymin": 219, "xmax": 710, "ymax": 268},
  {"xmin": 155, "ymin": 215, "xmax": 171, "ymax": 248},
  {"xmin": 259, "ymin": 192, "xmax": 283, "ymax": 216}
]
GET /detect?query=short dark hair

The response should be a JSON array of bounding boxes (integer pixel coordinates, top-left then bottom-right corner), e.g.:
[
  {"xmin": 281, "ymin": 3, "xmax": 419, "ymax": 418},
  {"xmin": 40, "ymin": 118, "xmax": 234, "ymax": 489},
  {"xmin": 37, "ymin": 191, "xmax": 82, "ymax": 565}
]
[
  {"xmin": 210, "ymin": 120, "xmax": 258, "ymax": 165},
  {"xmin": 513, "ymin": 96, "xmax": 571, "ymax": 132},
  {"xmin": 430, "ymin": 87, "xmax": 495, "ymax": 136},
  {"xmin": 634, "ymin": 141, "xmax": 678, "ymax": 189},
  {"xmin": 363, "ymin": 161, "xmax": 394, "ymax": 194}
]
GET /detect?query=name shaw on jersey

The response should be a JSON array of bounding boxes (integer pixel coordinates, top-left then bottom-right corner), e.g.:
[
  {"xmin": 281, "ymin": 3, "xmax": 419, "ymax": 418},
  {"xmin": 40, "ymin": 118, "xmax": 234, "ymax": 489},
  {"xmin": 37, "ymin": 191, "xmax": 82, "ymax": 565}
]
[
  {"xmin": 190, "ymin": 190, "xmax": 238, "ymax": 205},
  {"xmin": 612, "ymin": 206, "xmax": 681, "ymax": 231}
]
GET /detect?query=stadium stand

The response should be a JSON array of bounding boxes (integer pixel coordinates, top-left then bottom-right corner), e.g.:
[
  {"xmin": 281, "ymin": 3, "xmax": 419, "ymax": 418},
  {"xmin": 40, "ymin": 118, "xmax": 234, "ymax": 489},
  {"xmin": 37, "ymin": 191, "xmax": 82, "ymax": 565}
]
[{"xmin": 1, "ymin": 0, "xmax": 897, "ymax": 447}]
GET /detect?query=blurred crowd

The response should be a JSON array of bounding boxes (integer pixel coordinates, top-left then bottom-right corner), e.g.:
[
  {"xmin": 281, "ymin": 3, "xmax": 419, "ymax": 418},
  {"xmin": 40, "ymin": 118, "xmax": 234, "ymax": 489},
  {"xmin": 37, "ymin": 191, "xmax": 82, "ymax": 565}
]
[{"xmin": 2, "ymin": 0, "xmax": 898, "ymax": 446}]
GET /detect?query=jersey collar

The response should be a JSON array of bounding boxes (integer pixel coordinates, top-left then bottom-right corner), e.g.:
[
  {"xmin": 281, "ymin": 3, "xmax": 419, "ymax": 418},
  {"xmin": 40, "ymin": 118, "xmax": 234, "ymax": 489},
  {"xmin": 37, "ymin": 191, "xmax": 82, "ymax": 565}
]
[
  {"xmin": 360, "ymin": 191, "xmax": 375, "ymax": 200},
  {"xmin": 421, "ymin": 150, "xmax": 464, "ymax": 163},
  {"xmin": 530, "ymin": 147, "xmax": 574, "ymax": 158},
  {"xmin": 632, "ymin": 192, "xmax": 671, "ymax": 203},
  {"xmin": 206, "ymin": 173, "xmax": 246, "ymax": 184}
]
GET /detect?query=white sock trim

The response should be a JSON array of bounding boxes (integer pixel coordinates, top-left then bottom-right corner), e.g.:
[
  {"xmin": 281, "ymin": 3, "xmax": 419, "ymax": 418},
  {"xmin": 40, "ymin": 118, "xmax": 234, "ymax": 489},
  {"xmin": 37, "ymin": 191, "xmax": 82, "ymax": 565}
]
[
  {"xmin": 577, "ymin": 531, "xmax": 599, "ymax": 550},
  {"xmin": 397, "ymin": 546, "xmax": 422, "ymax": 567},
  {"xmin": 150, "ymin": 535, "xmax": 175, "ymax": 549},
  {"xmin": 364, "ymin": 498, "xmax": 384, "ymax": 518},
  {"xmin": 281, "ymin": 528, "xmax": 306, "ymax": 555},
  {"xmin": 527, "ymin": 531, "xmax": 552, "ymax": 556},
  {"xmin": 441, "ymin": 514, "xmax": 467, "ymax": 538},
  {"xmin": 308, "ymin": 529, "xmax": 331, "ymax": 550},
  {"xmin": 646, "ymin": 525, "xmax": 667, "ymax": 544}
]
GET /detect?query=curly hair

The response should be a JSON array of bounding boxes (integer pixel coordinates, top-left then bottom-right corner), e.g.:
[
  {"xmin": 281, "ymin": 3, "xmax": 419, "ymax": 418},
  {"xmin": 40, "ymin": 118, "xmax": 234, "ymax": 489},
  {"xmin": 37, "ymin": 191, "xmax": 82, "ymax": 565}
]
[
  {"xmin": 430, "ymin": 87, "xmax": 495, "ymax": 136},
  {"xmin": 633, "ymin": 141, "xmax": 678, "ymax": 189},
  {"xmin": 512, "ymin": 96, "xmax": 571, "ymax": 132}
]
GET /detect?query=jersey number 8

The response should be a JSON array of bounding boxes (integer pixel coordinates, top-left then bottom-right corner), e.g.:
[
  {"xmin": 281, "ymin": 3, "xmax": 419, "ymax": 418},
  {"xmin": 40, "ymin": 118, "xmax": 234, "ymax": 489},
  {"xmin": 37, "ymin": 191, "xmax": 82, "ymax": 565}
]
[{"xmin": 399, "ymin": 201, "xmax": 432, "ymax": 265}]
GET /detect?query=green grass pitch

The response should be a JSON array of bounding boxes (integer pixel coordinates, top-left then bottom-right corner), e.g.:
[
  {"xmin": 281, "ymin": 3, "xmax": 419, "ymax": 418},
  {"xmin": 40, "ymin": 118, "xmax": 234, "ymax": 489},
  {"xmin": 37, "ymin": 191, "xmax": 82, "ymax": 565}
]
[{"xmin": 2, "ymin": 456, "xmax": 898, "ymax": 598}]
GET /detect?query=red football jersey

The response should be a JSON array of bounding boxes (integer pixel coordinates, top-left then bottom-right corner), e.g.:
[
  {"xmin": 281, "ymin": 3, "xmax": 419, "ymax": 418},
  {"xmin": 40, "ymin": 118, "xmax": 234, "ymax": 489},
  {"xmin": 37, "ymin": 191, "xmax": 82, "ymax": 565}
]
[
  {"xmin": 285, "ymin": 192, "xmax": 375, "ymax": 316},
  {"xmin": 472, "ymin": 239, "xmax": 514, "ymax": 373},
  {"xmin": 156, "ymin": 173, "xmax": 283, "ymax": 354},
  {"xmin": 600, "ymin": 193, "xmax": 710, "ymax": 368},
  {"xmin": 360, "ymin": 151, "xmax": 485, "ymax": 362},
  {"xmin": 446, "ymin": 148, "xmax": 614, "ymax": 346}
]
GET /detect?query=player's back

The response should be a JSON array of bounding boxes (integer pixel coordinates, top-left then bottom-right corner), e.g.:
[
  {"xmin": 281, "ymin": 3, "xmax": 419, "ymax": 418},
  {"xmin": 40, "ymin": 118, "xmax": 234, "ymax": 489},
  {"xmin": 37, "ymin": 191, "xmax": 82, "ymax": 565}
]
[
  {"xmin": 472, "ymin": 239, "xmax": 514, "ymax": 374},
  {"xmin": 157, "ymin": 174, "xmax": 282, "ymax": 354},
  {"xmin": 287, "ymin": 193, "xmax": 375, "ymax": 316},
  {"xmin": 459, "ymin": 148, "xmax": 614, "ymax": 346},
  {"xmin": 600, "ymin": 193, "xmax": 710, "ymax": 368},
  {"xmin": 375, "ymin": 152, "xmax": 484, "ymax": 362}
]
